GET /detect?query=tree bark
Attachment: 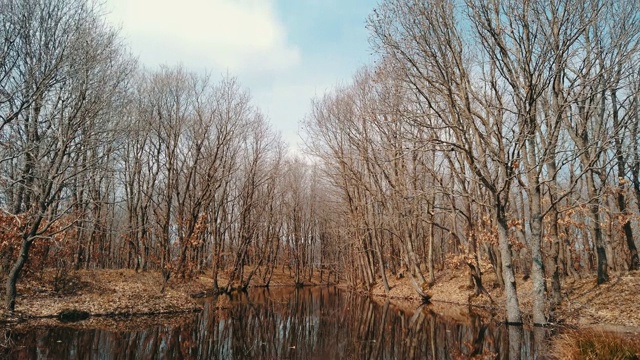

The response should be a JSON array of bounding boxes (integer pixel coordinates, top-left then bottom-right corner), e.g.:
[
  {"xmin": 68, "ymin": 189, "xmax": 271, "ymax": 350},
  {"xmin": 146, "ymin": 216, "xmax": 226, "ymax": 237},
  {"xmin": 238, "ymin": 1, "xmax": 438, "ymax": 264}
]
[
  {"xmin": 586, "ymin": 171, "xmax": 609, "ymax": 284},
  {"xmin": 5, "ymin": 237, "xmax": 33, "ymax": 312},
  {"xmin": 496, "ymin": 204, "xmax": 522, "ymax": 324}
]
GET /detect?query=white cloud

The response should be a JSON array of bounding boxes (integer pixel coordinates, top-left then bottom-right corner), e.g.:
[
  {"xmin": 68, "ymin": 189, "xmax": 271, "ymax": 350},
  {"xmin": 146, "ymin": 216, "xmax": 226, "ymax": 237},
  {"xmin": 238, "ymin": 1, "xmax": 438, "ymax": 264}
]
[
  {"xmin": 254, "ymin": 83, "xmax": 313, "ymax": 147},
  {"xmin": 106, "ymin": 0, "xmax": 300, "ymax": 73}
]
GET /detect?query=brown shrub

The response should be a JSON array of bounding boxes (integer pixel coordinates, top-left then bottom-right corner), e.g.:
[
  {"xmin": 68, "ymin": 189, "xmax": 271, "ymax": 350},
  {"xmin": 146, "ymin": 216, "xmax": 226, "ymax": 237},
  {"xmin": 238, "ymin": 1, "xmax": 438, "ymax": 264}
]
[{"xmin": 553, "ymin": 330, "xmax": 640, "ymax": 360}]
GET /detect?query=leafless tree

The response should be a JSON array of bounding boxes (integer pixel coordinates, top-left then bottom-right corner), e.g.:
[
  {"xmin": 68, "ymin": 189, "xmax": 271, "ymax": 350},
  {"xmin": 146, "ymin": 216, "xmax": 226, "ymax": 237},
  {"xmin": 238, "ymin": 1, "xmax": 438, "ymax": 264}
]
[{"xmin": 0, "ymin": 0, "xmax": 133, "ymax": 311}]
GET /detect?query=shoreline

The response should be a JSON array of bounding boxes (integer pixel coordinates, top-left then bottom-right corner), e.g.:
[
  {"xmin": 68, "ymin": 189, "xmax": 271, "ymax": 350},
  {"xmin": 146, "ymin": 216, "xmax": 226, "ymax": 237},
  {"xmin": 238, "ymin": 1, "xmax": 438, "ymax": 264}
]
[{"xmin": 1, "ymin": 268, "xmax": 638, "ymax": 335}]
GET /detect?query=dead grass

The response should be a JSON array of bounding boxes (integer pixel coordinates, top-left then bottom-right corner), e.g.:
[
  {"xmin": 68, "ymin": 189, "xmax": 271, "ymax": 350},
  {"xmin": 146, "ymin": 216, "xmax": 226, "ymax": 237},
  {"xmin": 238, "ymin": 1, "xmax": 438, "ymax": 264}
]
[{"xmin": 552, "ymin": 330, "xmax": 640, "ymax": 360}]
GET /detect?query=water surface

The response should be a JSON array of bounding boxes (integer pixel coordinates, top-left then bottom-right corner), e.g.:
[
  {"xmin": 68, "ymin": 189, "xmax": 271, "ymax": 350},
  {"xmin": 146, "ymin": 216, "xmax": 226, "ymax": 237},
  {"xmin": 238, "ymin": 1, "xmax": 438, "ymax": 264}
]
[{"xmin": 2, "ymin": 287, "xmax": 549, "ymax": 359}]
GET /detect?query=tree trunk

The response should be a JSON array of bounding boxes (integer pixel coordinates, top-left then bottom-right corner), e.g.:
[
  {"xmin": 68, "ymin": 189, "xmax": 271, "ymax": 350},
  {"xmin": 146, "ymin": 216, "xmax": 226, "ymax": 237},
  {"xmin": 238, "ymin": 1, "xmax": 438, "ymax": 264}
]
[
  {"xmin": 616, "ymin": 187, "xmax": 639, "ymax": 270},
  {"xmin": 372, "ymin": 232, "xmax": 390, "ymax": 294},
  {"xmin": 611, "ymin": 85, "xmax": 639, "ymax": 271},
  {"xmin": 487, "ymin": 243, "xmax": 504, "ymax": 289},
  {"xmin": 526, "ymin": 177, "xmax": 547, "ymax": 325},
  {"xmin": 495, "ymin": 204, "xmax": 522, "ymax": 324},
  {"xmin": 549, "ymin": 207, "xmax": 563, "ymax": 309},
  {"xmin": 5, "ymin": 237, "xmax": 33, "ymax": 312},
  {"xmin": 404, "ymin": 235, "xmax": 426, "ymax": 285},
  {"xmin": 529, "ymin": 213, "xmax": 546, "ymax": 324},
  {"xmin": 586, "ymin": 171, "xmax": 609, "ymax": 284},
  {"xmin": 427, "ymin": 219, "xmax": 435, "ymax": 286}
]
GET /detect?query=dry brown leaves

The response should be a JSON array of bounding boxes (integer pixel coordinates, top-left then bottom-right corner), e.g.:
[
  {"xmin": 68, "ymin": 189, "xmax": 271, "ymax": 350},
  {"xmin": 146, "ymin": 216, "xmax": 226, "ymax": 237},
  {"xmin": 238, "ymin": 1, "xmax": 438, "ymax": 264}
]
[
  {"xmin": 556, "ymin": 271, "xmax": 640, "ymax": 329},
  {"xmin": 369, "ymin": 267, "xmax": 640, "ymax": 330},
  {"xmin": 1, "ymin": 269, "xmax": 202, "ymax": 322}
]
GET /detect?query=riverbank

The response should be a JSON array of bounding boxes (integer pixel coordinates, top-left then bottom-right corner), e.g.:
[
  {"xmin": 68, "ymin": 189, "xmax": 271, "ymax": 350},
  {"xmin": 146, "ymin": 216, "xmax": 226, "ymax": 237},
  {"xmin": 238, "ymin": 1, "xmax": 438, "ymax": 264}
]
[
  {"xmin": 1, "ymin": 266, "xmax": 638, "ymax": 333},
  {"xmin": 366, "ymin": 266, "xmax": 640, "ymax": 332},
  {"xmin": 0, "ymin": 266, "xmax": 327, "ymax": 328},
  {"xmin": 0, "ymin": 269, "xmax": 201, "ymax": 327}
]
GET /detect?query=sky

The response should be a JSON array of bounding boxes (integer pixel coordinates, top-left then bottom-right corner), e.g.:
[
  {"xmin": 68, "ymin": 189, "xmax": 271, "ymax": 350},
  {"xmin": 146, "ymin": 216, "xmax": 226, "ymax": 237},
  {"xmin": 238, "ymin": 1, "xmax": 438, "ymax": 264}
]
[{"xmin": 104, "ymin": 0, "xmax": 378, "ymax": 152}]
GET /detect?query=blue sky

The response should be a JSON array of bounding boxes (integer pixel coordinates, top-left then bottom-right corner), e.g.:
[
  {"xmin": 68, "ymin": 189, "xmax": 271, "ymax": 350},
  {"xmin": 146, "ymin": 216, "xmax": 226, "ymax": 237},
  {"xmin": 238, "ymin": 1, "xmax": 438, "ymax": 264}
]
[{"xmin": 105, "ymin": 0, "xmax": 377, "ymax": 151}]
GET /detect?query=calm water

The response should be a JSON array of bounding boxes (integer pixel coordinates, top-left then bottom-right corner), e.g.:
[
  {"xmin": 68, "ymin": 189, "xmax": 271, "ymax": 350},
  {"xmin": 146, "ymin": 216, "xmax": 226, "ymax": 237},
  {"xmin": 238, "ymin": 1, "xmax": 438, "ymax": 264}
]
[{"xmin": 2, "ymin": 287, "xmax": 549, "ymax": 359}]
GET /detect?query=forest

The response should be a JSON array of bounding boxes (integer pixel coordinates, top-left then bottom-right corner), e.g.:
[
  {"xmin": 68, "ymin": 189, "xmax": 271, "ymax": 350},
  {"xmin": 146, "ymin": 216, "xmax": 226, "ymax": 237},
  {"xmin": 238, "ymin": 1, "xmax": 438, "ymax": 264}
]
[{"xmin": 1, "ymin": 0, "xmax": 640, "ymax": 329}]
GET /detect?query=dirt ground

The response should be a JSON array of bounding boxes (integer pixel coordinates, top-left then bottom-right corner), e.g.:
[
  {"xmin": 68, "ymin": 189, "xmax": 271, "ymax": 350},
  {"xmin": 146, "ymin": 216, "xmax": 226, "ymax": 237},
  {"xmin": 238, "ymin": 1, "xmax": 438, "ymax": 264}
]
[{"xmin": 1, "ymin": 265, "xmax": 638, "ymax": 334}]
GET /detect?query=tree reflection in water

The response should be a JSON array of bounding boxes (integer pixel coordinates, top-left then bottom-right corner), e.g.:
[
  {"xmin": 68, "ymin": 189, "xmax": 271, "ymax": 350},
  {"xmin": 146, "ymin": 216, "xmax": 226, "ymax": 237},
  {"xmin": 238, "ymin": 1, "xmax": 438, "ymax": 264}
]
[{"xmin": 3, "ymin": 287, "xmax": 548, "ymax": 359}]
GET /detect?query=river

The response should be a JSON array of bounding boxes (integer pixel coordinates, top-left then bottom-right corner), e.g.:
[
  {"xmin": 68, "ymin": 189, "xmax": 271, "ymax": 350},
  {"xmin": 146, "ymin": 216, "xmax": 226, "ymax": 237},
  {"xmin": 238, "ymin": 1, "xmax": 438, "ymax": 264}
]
[{"xmin": 2, "ymin": 287, "xmax": 550, "ymax": 359}]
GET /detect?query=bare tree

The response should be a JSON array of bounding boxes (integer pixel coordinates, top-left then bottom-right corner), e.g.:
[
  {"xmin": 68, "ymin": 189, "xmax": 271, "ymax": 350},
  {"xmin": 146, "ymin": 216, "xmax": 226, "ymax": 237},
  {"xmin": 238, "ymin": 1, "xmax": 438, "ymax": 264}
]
[
  {"xmin": 0, "ymin": 0, "xmax": 133, "ymax": 311},
  {"xmin": 369, "ymin": 0, "xmax": 524, "ymax": 324}
]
